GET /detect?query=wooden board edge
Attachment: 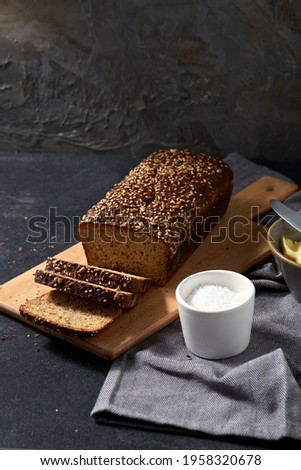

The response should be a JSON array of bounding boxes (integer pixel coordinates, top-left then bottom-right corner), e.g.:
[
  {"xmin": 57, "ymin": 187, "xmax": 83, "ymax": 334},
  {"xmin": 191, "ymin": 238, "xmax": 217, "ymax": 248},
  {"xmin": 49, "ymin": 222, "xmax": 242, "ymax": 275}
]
[
  {"xmin": 0, "ymin": 299, "xmax": 179, "ymax": 361},
  {"xmin": 0, "ymin": 175, "xmax": 299, "ymax": 360}
]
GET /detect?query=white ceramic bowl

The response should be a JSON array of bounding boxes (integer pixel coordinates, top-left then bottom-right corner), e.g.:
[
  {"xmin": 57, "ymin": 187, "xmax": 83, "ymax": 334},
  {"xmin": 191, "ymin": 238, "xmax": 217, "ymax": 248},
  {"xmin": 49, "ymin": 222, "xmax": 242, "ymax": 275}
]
[{"xmin": 176, "ymin": 270, "xmax": 255, "ymax": 359}]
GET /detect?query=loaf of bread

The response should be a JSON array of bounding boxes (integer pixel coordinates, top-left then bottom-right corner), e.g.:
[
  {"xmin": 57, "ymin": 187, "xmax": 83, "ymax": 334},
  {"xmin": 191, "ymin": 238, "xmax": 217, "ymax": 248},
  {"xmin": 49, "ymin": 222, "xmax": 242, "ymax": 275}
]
[
  {"xmin": 78, "ymin": 149, "xmax": 233, "ymax": 286},
  {"xmin": 45, "ymin": 257, "xmax": 151, "ymax": 293},
  {"xmin": 19, "ymin": 291, "xmax": 122, "ymax": 336},
  {"xmin": 34, "ymin": 270, "xmax": 138, "ymax": 308}
]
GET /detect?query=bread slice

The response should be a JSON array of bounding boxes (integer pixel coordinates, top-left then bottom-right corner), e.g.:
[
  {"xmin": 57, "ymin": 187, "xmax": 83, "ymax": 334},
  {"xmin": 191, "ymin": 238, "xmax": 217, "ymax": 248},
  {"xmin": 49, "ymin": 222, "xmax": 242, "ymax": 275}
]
[
  {"xmin": 45, "ymin": 257, "xmax": 151, "ymax": 294},
  {"xmin": 34, "ymin": 269, "xmax": 138, "ymax": 308},
  {"xmin": 19, "ymin": 291, "xmax": 122, "ymax": 336}
]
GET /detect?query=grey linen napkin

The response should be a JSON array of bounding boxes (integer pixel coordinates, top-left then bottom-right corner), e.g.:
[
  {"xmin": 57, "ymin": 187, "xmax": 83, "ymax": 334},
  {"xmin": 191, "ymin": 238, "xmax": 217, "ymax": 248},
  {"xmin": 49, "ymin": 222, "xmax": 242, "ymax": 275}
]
[{"xmin": 91, "ymin": 153, "xmax": 301, "ymax": 441}]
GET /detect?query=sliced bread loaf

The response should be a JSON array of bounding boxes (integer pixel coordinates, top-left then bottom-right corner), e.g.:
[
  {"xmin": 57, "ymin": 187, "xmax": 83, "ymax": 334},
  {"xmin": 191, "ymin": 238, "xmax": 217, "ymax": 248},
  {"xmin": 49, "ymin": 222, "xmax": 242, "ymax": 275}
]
[
  {"xmin": 45, "ymin": 257, "xmax": 151, "ymax": 293},
  {"xmin": 19, "ymin": 291, "xmax": 122, "ymax": 336},
  {"xmin": 78, "ymin": 149, "xmax": 233, "ymax": 285},
  {"xmin": 34, "ymin": 269, "xmax": 138, "ymax": 308}
]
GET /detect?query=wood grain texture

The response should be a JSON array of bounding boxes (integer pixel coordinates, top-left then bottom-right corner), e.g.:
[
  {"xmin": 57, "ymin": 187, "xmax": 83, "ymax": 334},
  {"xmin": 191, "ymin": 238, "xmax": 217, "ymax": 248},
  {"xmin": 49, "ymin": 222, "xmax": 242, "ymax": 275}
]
[{"xmin": 0, "ymin": 176, "xmax": 298, "ymax": 360}]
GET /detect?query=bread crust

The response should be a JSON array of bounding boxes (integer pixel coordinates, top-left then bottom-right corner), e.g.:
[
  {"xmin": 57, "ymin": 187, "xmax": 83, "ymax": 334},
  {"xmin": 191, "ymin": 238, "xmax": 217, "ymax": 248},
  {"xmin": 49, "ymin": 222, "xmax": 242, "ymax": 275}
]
[
  {"xmin": 34, "ymin": 270, "xmax": 138, "ymax": 308},
  {"xmin": 45, "ymin": 257, "xmax": 151, "ymax": 293},
  {"xmin": 78, "ymin": 149, "xmax": 233, "ymax": 285}
]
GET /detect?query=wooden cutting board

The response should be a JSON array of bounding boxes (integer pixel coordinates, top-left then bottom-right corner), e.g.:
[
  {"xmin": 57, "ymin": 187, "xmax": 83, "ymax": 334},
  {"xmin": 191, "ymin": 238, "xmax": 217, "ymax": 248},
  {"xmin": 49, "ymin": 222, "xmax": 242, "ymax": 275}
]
[{"xmin": 0, "ymin": 176, "xmax": 299, "ymax": 360}]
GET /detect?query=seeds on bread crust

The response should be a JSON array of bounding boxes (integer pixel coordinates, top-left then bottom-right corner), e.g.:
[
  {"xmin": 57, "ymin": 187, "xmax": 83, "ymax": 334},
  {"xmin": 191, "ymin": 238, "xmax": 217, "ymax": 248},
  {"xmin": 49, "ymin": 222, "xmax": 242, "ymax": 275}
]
[
  {"xmin": 34, "ymin": 270, "xmax": 138, "ymax": 308},
  {"xmin": 80, "ymin": 149, "xmax": 233, "ymax": 244},
  {"xmin": 45, "ymin": 257, "xmax": 151, "ymax": 293}
]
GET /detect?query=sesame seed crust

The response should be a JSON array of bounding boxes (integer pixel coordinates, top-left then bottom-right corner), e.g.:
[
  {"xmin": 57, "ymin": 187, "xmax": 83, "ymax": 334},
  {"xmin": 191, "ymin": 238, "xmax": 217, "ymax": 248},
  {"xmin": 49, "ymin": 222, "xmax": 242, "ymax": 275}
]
[
  {"xmin": 45, "ymin": 257, "xmax": 151, "ymax": 293},
  {"xmin": 81, "ymin": 149, "xmax": 233, "ymax": 244},
  {"xmin": 34, "ymin": 270, "xmax": 138, "ymax": 308}
]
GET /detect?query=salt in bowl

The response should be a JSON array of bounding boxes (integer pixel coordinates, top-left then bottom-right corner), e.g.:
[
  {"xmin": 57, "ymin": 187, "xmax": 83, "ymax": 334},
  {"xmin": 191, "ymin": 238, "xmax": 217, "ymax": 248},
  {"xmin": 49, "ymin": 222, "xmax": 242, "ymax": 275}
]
[{"xmin": 176, "ymin": 270, "xmax": 255, "ymax": 359}]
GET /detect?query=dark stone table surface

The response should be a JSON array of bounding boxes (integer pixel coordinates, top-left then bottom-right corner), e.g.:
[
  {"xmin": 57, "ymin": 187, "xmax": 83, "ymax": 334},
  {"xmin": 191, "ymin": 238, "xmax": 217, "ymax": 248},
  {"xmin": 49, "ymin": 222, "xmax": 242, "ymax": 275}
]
[{"xmin": 1, "ymin": 152, "xmax": 300, "ymax": 450}]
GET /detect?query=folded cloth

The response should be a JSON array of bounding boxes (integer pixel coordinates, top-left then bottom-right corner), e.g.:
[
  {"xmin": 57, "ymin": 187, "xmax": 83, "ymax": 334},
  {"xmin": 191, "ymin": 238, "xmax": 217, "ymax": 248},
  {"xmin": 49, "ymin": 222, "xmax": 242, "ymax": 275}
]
[{"xmin": 91, "ymin": 153, "xmax": 301, "ymax": 441}]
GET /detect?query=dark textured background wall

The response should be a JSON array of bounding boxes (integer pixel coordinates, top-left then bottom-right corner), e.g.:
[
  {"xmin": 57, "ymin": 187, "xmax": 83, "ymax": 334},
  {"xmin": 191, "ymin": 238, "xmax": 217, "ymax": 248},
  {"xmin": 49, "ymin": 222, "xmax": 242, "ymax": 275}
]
[{"xmin": 0, "ymin": 0, "xmax": 300, "ymax": 159}]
